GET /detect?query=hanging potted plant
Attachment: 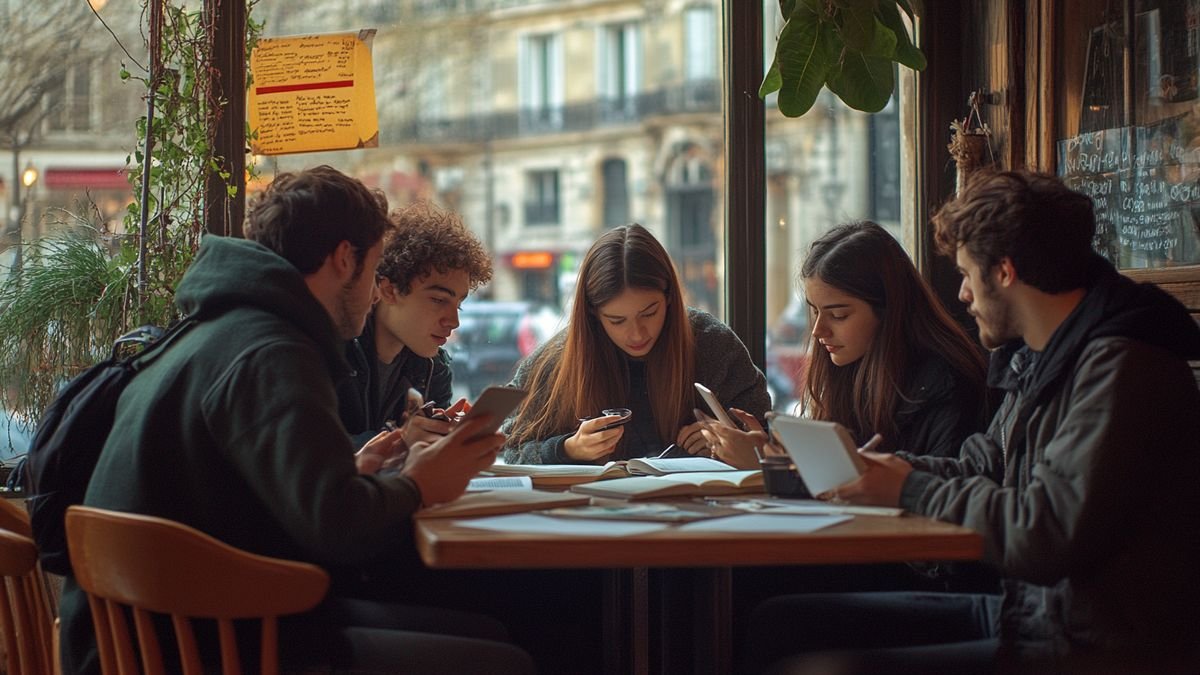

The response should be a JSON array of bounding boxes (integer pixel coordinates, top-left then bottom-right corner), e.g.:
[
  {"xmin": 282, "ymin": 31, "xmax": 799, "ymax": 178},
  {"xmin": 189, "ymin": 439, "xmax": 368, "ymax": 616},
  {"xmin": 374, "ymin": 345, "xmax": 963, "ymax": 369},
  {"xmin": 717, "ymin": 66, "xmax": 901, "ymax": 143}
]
[{"xmin": 760, "ymin": 0, "xmax": 927, "ymax": 117}]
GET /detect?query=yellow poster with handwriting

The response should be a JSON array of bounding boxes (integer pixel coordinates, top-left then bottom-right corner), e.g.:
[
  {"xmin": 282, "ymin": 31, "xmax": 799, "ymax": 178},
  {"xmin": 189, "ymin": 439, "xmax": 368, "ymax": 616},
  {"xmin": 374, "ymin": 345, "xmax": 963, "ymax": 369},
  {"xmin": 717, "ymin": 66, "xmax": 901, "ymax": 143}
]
[{"xmin": 249, "ymin": 29, "xmax": 379, "ymax": 155}]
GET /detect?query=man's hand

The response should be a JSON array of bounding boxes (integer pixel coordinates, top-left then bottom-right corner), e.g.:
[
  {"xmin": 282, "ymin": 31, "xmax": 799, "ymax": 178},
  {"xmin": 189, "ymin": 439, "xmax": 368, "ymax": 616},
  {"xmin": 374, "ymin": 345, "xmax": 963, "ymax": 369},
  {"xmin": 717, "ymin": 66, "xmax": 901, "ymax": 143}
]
[
  {"xmin": 563, "ymin": 415, "xmax": 625, "ymax": 462},
  {"xmin": 355, "ymin": 428, "xmax": 407, "ymax": 475},
  {"xmin": 401, "ymin": 415, "xmax": 504, "ymax": 506},
  {"xmin": 822, "ymin": 451, "xmax": 913, "ymax": 507},
  {"xmin": 403, "ymin": 414, "xmax": 453, "ymax": 447}
]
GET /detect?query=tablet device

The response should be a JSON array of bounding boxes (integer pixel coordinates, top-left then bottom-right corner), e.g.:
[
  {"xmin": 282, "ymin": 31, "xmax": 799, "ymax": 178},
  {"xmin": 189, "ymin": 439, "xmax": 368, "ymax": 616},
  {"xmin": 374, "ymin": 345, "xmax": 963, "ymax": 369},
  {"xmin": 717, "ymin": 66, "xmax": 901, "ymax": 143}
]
[
  {"xmin": 460, "ymin": 386, "xmax": 528, "ymax": 440},
  {"xmin": 768, "ymin": 414, "xmax": 866, "ymax": 496},
  {"xmin": 694, "ymin": 383, "xmax": 738, "ymax": 428}
]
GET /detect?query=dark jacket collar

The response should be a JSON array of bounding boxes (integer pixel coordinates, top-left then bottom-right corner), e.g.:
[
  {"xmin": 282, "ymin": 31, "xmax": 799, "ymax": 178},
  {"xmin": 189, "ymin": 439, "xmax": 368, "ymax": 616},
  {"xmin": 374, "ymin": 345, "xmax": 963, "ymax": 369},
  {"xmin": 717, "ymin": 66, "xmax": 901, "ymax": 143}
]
[{"xmin": 987, "ymin": 254, "xmax": 1200, "ymax": 401}]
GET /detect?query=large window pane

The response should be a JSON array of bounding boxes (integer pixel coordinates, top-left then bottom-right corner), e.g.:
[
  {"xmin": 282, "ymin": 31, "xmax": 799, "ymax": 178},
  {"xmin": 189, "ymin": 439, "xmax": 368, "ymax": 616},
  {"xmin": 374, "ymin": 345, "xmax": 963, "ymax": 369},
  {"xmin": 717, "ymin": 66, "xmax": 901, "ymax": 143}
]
[
  {"xmin": 265, "ymin": 0, "xmax": 727, "ymax": 400},
  {"xmin": 762, "ymin": 2, "xmax": 917, "ymax": 412}
]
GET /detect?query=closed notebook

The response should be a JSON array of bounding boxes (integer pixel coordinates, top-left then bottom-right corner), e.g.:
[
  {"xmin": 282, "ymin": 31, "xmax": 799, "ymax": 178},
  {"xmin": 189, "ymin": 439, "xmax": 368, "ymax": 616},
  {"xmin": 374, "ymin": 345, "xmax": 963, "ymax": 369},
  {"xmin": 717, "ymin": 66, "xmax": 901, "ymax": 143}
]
[
  {"xmin": 486, "ymin": 456, "xmax": 737, "ymax": 487},
  {"xmin": 569, "ymin": 470, "xmax": 764, "ymax": 500}
]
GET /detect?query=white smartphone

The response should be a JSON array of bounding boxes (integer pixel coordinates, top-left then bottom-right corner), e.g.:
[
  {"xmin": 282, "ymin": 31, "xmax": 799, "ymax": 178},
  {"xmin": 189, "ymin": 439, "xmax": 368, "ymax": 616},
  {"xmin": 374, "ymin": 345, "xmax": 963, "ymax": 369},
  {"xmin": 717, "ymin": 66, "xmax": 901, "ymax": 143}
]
[
  {"xmin": 694, "ymin": 383, "xmax": 738, "ymax": 428},
  {"xmin": 459, "ymin": 386, "xmax": 528, "ymax": 440}
]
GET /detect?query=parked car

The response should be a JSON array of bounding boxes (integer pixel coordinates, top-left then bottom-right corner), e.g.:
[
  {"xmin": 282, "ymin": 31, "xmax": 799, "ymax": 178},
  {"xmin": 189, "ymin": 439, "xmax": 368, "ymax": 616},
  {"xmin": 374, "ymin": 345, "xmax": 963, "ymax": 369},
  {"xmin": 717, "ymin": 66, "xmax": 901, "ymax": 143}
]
[
  {"xmin": 446, "ymin": 301, "xmax": 563, "ymax": 400},
  {"xmin": 765, "ymin": 299, "xmax": 810, "ymax": 412}
]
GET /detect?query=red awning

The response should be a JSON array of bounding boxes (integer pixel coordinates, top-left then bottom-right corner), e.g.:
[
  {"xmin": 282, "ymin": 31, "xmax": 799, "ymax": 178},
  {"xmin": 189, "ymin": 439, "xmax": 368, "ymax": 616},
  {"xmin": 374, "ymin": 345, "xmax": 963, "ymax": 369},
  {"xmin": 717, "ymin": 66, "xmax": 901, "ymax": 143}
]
[{"xmin": 44, "ymin": 168, "xmax": 130, "ymax": 191}]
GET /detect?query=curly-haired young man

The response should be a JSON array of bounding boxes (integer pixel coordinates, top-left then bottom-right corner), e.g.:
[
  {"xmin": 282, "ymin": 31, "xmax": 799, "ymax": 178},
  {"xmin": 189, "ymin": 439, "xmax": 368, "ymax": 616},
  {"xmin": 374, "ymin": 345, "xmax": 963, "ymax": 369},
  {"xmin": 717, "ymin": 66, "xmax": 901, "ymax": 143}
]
[{"xmin": 337, "ymin": 200, "xmax": 493, "ymax": 447}]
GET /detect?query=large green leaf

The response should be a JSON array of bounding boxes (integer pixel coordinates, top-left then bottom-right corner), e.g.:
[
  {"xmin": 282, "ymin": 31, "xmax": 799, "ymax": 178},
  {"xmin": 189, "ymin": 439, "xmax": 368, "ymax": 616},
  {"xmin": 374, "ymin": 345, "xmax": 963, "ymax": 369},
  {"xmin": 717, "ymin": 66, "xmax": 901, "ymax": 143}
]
[
  {"xmin": 878, "ymin": 1, "xmax": 926, "ymax": 70},
  {"xmin": 760, "ymin": 60, "xmax": 783, "ymax": 97},
  {"xmin": 839, "ymin": 4, "xmax": 875, "ymax": 51},
  {"xmin": 827, "ymin": 50, "xmax": 895, "ymax": 112},
  {"xmin": 779, "ymin": 0, "xmax": 797, "ymax": 18},
  {"xmin": 774, "ymin": 11, "xmax": 837, "ymax": 117}
]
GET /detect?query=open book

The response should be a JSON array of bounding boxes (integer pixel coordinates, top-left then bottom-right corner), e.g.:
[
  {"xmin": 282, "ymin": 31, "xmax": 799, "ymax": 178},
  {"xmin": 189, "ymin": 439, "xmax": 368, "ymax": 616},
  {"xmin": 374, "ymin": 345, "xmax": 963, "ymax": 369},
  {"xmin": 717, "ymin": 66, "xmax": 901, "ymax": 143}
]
[
  {"xmin": 568, "ymin": 470, "xmax": 764, "ymax": 500},
  {"xmin": 485, "ymin": 456, "xmax": 737, "ymax": 487},
  {"xmin": 416, "ymin": 489, "xmax": 590, "ymax": 519}
]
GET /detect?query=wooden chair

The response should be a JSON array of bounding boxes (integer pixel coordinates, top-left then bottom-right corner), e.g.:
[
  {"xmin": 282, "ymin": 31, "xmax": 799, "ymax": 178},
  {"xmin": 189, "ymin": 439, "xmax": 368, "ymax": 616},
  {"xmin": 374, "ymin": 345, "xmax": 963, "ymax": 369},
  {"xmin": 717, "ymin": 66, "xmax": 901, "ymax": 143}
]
[
  {"xmin": 0, "ymin": 527, "xmax": 56, "ymax": 674},
  {"xmin": 65, "ymin": 506, "xmax": 330, "ymax": 675},
  {"xmin": 0, "ymin": 498, "xmax": 33, "ymax": 538}
]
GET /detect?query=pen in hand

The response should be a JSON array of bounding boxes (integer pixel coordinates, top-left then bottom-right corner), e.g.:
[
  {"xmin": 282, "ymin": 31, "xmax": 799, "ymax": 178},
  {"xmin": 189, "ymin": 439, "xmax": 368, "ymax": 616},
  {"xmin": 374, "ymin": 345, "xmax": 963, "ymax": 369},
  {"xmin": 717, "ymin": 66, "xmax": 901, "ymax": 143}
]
[{"xmin": 857, "ymin": 433, "xmax": 884, "ymax": 454}]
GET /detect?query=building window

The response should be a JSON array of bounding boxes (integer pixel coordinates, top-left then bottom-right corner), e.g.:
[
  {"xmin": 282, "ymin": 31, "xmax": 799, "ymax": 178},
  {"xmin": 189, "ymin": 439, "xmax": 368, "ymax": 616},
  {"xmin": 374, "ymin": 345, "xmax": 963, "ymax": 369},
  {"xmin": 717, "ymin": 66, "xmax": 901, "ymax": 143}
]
[
  {"xmin": 602, "ymin": 158, "xmax": 629, "ymax": 227},
  {"xmin": 682, "ymin": 5, "xmax": 718, "ymax": 109},
  {"xmin": 519, "ymin": 33, "xmax": 564, "ymax": 132},
  {"xmin": 524, "ymin": 169, "xmax": 560, "ymax": 226},
  {"xmin": 684, "ymin": 5, "xmax": 716, "ymax": 82},
  {"xmin": 598, "ymin": 22, "xmax": 641, "ymax": 122},
  {"xmin": 45, "ymin": 64, "xmax": 93, "ymax": 133},
  {"xmin": 665, "ymin": 146, "xmax": 717, "ymax": 312}
]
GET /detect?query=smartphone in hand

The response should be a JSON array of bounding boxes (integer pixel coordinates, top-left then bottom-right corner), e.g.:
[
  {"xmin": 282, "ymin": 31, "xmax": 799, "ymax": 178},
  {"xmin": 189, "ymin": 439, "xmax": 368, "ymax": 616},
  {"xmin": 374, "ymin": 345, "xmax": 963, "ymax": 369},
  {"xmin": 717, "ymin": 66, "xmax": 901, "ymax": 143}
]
[
  {"xmin": 459, "ymin": 386, "xmax": 528, "ymax": 440},
  {"xmin": 694, "ymin": 383, "xmax": 740, "ymax": 429}
]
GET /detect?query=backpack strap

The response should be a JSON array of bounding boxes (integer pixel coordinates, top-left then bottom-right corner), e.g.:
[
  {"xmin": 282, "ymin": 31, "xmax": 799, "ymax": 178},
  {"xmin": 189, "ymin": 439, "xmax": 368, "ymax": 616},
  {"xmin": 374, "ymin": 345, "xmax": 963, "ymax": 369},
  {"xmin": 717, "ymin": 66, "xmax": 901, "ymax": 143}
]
[{"xmin": 115, "ymin": 315, "xmax": 200, "ymax": 365}]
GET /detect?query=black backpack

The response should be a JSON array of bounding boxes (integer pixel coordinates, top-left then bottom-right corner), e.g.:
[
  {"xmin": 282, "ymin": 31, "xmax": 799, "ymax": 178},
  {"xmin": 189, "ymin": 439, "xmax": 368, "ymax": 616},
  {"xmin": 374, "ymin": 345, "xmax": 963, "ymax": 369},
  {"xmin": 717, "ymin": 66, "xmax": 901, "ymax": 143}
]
[{"xmin": 21, "ymin": 318, "xmax": 196, "ymax": 575}]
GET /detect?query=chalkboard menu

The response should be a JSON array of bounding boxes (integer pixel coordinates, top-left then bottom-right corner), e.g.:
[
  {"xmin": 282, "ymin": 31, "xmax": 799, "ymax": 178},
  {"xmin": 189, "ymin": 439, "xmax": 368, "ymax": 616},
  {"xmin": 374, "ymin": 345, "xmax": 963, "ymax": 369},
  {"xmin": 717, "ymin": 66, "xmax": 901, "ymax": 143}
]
[{"xmin": 1058, "ymin": 115, "xmax": 1200, "ymax": 269}]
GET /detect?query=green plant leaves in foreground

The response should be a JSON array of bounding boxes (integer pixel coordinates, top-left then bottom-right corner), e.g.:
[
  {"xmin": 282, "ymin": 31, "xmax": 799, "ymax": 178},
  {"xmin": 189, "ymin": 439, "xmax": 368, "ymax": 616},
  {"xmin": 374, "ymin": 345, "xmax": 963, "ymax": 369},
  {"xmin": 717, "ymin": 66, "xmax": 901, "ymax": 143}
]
[{"xmin": 762, "ymin": 0, "xmax": 925, "ymax": 117}]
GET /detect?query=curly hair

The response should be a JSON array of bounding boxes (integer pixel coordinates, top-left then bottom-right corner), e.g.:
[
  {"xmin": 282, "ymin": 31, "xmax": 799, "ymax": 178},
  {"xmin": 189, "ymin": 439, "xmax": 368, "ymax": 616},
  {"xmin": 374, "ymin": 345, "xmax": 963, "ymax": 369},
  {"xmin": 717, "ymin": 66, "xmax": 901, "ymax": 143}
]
[{"xmin": 377, "ymin": 201, "xmax": 493, "ymax": 294}]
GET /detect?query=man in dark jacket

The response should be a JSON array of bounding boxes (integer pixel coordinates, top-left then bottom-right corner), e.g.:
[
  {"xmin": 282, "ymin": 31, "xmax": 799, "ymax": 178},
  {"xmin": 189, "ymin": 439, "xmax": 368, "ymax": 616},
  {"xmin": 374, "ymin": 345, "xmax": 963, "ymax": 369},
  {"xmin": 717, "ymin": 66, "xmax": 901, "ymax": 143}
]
[
  {"xmin": 748, "ymin": 171, "xmax": 1200, "ymax": 674},
  {"xmin": 337, "ymin": 200, "xmax": 493, "ymax": 447},
  {"xmin": 59, "ymin": 167, "xmax": 533, "ymax": 675}
]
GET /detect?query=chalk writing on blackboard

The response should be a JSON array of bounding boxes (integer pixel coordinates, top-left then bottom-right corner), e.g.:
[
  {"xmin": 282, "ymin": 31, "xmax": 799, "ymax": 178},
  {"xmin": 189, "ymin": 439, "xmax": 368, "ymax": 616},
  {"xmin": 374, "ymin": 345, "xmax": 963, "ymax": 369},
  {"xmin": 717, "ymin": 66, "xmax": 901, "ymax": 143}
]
[{"xmin": 1058, "ymin": 117, "xmax": 1200, "ymax": 268}]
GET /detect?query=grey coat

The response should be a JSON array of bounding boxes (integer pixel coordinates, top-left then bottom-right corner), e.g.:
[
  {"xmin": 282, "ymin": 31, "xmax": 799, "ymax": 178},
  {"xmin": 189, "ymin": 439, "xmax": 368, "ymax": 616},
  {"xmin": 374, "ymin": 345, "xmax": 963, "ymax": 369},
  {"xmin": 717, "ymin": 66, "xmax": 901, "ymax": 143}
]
[
  {"xmin": 501, "ymin": 308, "xmax": 771, "ymax": 463},
  {"xmin": 899, "ymin": 260, "xmax": 1200, "ymax": 666}
]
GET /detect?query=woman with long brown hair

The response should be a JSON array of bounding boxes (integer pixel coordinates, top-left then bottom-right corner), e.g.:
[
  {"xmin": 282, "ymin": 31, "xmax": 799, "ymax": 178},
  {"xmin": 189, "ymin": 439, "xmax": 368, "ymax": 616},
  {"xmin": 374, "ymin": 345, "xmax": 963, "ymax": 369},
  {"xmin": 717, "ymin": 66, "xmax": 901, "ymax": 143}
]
[
  {"xmin": 706, "ymin": 221, "xmax": 988, "ymax": 467},
  {"xmin": 502, "ymin": 224, "xmax": 770, "ymax": 463}
]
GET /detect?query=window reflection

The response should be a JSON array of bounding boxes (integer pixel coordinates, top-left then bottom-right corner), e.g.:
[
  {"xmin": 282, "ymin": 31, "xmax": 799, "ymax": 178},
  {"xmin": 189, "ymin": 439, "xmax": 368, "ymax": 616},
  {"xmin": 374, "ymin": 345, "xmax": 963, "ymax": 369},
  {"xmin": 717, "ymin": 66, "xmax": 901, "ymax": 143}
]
[{"xmin": 267, "ymin": 0, "xmax": 727, "ymax": 399}]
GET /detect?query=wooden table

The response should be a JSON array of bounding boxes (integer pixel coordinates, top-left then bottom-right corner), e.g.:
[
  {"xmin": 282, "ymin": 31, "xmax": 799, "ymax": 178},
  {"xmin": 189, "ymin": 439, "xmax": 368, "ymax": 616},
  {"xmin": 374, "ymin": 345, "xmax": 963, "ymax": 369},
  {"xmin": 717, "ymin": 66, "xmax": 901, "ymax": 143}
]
[{"xmin": 415, "ymin": 508, "xmax": 982, "ymax": 675}]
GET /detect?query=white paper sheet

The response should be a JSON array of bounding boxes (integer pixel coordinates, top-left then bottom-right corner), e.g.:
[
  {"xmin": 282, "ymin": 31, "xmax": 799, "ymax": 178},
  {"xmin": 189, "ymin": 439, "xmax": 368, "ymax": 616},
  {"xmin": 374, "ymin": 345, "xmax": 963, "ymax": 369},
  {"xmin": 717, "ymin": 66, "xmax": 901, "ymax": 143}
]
[
  {"xmin": 457, "ymin": 513, "xmax": 670, "ymax": 536},
  {"xmin": 466, "ymin": 476, "xmax": 532, "ymax": 491},
  {"xmin": 678, "ymin": 514, "xmax": 852, "ymax": 533}
]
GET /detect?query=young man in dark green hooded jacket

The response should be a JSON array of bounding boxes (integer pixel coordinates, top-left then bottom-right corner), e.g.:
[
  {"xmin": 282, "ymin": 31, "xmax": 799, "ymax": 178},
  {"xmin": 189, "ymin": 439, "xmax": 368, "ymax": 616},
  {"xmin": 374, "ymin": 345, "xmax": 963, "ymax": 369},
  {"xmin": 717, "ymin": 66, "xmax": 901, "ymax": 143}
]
[{"xmin": 58, "ymin": 166, "xmax": 533, "ymax": 675}]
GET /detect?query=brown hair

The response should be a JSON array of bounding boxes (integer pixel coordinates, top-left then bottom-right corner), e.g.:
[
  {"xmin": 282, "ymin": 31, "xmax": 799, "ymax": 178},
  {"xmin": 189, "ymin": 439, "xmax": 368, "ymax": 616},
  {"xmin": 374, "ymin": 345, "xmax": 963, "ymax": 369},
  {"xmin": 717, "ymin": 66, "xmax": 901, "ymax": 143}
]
[
  {"xmin": 800, "ymin": 221, "xmax": 986, "ymax": 447},
  {"xmin": 507, "ymin": 224, "xmax": 695, "ymax": 452},
  {"xmin": 377, "ymin": 201, "xmax": 493, "ymax": 293},
  {"xmin": 933, "ymin": 170, "xmax": 1096, "ymax": 293},
  {"xmin": 245, "ymin": 165, "xmax": 389, "ymax": 278}
]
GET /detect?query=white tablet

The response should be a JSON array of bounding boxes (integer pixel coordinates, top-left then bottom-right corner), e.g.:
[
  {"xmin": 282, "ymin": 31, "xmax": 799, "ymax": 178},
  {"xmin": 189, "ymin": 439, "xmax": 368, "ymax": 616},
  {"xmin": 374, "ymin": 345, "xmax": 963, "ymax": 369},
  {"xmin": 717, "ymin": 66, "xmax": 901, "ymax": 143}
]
[{"xmin": 768, "ymin": 414, "xmax": 866, "ymax": 496}]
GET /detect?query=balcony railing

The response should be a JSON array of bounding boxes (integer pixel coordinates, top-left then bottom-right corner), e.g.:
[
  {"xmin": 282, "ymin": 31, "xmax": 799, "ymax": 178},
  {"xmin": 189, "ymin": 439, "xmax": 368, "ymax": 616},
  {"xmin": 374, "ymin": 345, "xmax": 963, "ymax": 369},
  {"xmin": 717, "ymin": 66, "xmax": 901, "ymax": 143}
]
[{"xmin": 385, "ymin": 80, "xmax": 720, "ymax": 145}]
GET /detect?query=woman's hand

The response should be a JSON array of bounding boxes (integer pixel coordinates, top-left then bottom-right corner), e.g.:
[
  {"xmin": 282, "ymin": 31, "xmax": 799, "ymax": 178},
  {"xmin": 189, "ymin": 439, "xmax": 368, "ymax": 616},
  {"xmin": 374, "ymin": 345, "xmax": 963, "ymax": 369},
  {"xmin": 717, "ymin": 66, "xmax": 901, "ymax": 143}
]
[
  {"xmin": 676, "ymin": 421, "xmax": 710, "ymax": 456},
  {"xmin": 563, "ymin": 414, "xmax": 626, "ymax": 462}
]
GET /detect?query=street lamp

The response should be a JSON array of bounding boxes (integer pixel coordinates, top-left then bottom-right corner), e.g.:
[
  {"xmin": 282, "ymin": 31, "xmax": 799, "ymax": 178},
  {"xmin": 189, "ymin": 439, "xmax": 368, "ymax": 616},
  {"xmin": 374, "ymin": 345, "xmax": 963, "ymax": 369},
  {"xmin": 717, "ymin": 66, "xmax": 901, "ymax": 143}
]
[{"xmin": 21, "ymin": 162, "xmax": 38, "ymax": 189}]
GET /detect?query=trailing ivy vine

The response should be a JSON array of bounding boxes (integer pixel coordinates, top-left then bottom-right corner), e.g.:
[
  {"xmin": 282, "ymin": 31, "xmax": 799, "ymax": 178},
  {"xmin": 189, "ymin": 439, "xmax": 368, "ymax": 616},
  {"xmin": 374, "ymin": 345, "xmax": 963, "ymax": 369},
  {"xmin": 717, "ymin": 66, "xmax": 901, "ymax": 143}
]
[{"xmin": 0, "ymin": 0, "xmax": 261, "ymax": 427}]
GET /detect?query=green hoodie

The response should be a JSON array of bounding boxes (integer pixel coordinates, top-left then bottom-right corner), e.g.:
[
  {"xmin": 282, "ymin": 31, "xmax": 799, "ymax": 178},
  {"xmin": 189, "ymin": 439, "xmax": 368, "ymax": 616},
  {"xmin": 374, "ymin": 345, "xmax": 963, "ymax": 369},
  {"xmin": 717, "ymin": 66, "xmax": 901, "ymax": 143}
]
[{"xmin": 60, "ymin": 236, "xmax": 423, "ymax": 674}]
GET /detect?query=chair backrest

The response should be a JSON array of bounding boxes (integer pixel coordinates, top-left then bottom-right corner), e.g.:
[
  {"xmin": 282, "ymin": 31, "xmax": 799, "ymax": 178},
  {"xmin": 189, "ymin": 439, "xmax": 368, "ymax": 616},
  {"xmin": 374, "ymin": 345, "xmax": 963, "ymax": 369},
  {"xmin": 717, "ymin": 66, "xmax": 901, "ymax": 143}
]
[
  {"xmin": 0, "ymin": 527, "xmax": 56, "ymax": 674},
  {"xmin": 65, "ymin": 506, "xmax": 330, "ymax": 675},
  {"xmin": 0, "ymin": 498, "xmax": 33, "ymax": 538}
]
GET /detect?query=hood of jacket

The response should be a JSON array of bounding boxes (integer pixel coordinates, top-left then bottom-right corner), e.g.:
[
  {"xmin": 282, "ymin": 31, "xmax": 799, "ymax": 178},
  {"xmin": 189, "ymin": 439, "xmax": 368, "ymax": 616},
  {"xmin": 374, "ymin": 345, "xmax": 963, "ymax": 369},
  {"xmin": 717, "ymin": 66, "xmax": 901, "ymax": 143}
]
[
  {"xmin": 988, "ymin": 253, "xmax": 1200, "ymax": 401},
  {"xmin": 175, "ymin": 235, "xmax": 349, "ymax": 377}
]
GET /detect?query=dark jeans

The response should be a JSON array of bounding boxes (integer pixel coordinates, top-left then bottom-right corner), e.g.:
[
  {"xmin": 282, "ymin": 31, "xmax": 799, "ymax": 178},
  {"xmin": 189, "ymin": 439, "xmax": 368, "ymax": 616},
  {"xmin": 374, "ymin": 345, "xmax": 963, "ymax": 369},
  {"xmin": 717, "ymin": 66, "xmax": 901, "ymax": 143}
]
[
  {"xmin": 742, "ymin": 591, "xmax": 1001, "ymax": 675},
  {"xmin": 282, "ymin": 595, "xmax": 536, "ymax": 675}
]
